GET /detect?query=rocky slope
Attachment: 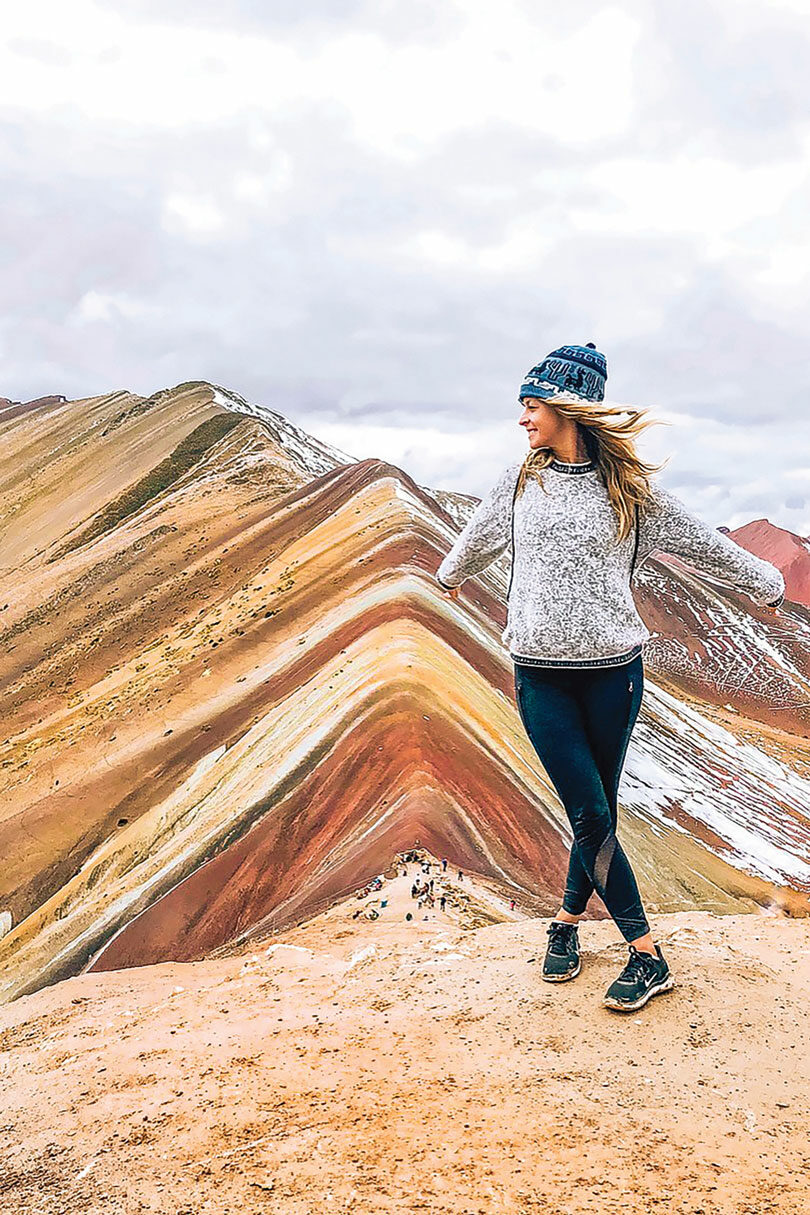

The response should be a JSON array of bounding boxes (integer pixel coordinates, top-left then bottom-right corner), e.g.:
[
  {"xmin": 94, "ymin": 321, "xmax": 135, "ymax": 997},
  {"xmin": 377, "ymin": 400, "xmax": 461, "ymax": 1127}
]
[
  {"xmin": 1, "ymin": 383, "xmax": 809, "ymax": 1011},
  {"xmin": 1, "ymin": 859, "xmax": 808, "ymax": 1215}
]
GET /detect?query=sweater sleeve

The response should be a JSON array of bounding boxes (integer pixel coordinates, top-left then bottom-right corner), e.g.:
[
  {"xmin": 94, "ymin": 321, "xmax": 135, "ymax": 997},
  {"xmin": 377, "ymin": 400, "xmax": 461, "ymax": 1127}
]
[
  {"xmin": 635, "ymin": 482, "xmax": 786, "ymax": 608},
  {"xmin": 435, "ymin": 462, "xmax": 519, "ymax": 589}
]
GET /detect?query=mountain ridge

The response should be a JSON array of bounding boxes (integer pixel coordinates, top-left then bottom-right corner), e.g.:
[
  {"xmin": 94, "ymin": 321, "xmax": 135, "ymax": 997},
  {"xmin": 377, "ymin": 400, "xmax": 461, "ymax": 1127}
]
[{"xmin": 1, "ymin": 381, "xmax": 808, "ymax": 1009}]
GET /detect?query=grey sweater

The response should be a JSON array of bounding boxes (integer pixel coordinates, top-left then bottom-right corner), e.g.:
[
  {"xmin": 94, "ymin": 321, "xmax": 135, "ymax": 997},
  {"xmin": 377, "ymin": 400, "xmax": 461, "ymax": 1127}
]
[{"xmin": 435, "ymin": 456, "xmax": 786, "ymax": 668}]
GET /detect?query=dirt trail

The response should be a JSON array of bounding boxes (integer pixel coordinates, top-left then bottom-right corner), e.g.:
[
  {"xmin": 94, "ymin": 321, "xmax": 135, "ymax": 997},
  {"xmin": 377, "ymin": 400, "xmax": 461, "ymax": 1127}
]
[{"xmin": 2, "ymin": 858, "xmax": 809, "ymax": 1214}]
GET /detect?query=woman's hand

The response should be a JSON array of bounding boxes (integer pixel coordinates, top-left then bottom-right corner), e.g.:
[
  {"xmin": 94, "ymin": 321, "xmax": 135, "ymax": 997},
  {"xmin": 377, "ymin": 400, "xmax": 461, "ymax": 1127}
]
[{"xmin": 441, "ymin": 584, "xmax": 462, "ymax": 600}]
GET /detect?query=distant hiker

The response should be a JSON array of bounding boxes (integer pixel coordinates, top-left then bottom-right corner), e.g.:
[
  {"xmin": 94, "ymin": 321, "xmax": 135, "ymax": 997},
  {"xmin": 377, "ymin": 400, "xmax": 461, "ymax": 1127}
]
[
  {"xmin": 442, "ymin": 857, "xmax": 448, "ymax": 871},
  {"xmin": 406, "ymin": 912, "xmax": 413, "ymax": 921},
  {"xmin": 510, "ymin": 899, "xmax": 516, "ymax": 911},
  {"xmin": 433, "ymin": 342, "xmax": 783, "ymax": 1012},
  {"xmin": 440, "ymin": 895, "xmax": 447, "ymax": 911},
  {"xmin": 458, "ymin": 870, "xmax": 464, "ymax": 881},
  {"xmin": 429, "ymin": 878, "xmax": 434, "ymax": 891}
]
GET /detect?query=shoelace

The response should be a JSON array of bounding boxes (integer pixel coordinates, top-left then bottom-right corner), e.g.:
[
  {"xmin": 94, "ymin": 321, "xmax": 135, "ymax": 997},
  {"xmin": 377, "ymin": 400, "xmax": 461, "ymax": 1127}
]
[
  {"xmin": 618, "ymin": 944, "xmax": 658, "ymax": 981},
  {"xmin": 547, "ymin": 922, "xmax": 577, "ymax": 956}
]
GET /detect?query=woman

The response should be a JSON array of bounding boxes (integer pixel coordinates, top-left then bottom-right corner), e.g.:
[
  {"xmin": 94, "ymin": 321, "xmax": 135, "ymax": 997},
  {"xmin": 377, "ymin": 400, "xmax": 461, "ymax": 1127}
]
[{"xmin": 434, "ymin": 342, "xmax": 785, "ymax": 1013}]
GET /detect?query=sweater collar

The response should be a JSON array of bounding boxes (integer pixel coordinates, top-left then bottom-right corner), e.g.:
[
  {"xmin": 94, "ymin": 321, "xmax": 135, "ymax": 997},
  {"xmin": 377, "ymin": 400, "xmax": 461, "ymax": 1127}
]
[{"xmin": 548, "ymin": 458, "xmax": 596, "ymax": 475}]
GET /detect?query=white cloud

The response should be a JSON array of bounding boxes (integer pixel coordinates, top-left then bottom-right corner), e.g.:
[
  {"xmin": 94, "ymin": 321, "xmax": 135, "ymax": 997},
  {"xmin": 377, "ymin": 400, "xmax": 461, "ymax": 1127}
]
[
  {"xmin": 0, "ymin": 2, "xmax": 640, "ymax": 151},
  {"xmin": 163, "ymin": 193, "xmax": 226, "ymax": 235},
  {"xmin": 1, "ymin": 0, "xmax": 809, "ymax": 533}
]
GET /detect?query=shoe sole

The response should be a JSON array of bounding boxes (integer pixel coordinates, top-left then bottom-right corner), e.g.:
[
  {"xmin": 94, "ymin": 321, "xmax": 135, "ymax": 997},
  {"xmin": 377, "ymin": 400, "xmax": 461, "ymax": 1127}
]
[
  {"xmin": 541, "ymin": 957, "xmax": 581, "ymax": 982},
  {"xmin": 602, "ymin": 973, "xmax": 675, "ymax": 1011}
]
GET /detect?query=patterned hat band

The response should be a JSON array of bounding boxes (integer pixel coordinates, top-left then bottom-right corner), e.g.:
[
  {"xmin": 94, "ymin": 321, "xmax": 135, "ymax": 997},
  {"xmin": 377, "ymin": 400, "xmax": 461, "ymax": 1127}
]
[{"xmin": 519, "ymin": 342, "xmax": 607, "ymax": 404}]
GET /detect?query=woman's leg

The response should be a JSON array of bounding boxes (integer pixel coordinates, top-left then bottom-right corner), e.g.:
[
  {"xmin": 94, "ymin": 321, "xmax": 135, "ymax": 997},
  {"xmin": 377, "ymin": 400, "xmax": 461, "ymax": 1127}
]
[
  {"xmin": 561, "ymin": 656, "xmax": 644, "ymax": 921},
  {"xmin": 514, "ymin": 661, "xmax": 651, "ymax": 944}
]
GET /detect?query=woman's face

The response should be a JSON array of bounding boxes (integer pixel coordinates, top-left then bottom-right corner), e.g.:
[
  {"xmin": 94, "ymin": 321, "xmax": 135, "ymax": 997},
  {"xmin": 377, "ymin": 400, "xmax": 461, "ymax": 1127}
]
[{"xmin": 519, "ymin": 396, "xmax": 562, "ymax": 452}]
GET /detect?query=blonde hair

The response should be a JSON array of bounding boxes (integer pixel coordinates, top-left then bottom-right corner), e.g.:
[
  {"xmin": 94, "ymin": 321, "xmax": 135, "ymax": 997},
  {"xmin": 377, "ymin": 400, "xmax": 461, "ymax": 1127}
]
[{"xmin": 516, "ymin": 392, "xmax": 671, "ymax": 542}]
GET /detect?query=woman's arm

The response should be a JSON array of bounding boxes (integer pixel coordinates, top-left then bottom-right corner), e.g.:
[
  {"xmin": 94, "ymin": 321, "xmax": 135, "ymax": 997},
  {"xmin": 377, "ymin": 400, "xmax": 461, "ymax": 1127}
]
[
  {"xmin": 435, "ymin": 461, "xmax": 520, "ymax": 590},
  {"xmin": 635, "ymin": 481, "xmax": 786, "ymax": 608}
]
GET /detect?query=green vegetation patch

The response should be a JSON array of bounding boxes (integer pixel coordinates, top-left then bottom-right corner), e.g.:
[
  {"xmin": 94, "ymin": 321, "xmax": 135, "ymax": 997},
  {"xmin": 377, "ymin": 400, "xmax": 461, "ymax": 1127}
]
[{"xmin": 53, "ymin": 411, "xmax": 243, "ymax": 560}]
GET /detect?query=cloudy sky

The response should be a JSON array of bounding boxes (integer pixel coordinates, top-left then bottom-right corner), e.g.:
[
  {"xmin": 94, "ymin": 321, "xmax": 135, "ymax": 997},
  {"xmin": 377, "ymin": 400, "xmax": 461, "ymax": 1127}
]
[{"xmin": 2, "ymin": 0, "xmax": 810, "ymax": 529}]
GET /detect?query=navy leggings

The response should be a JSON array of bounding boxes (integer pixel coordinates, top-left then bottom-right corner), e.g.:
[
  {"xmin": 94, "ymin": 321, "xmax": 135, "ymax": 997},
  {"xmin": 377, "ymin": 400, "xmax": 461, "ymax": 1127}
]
[{"xmin": 513, "ymin": 654, "xmax": 650, "ymax": 942}]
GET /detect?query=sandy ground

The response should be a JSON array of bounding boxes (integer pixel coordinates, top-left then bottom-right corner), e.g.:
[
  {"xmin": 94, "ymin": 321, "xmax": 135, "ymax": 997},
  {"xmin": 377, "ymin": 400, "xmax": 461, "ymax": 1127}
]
[{"xmin": 1, "ymin": 857, "xmax": 809, "ymax": 1215}]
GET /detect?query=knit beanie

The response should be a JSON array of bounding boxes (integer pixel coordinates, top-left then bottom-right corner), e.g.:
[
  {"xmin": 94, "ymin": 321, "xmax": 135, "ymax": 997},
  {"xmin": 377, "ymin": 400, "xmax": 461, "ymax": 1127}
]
[{"xmin": 518, "ymin": 342, "xmax": 607, "ymax": 404}]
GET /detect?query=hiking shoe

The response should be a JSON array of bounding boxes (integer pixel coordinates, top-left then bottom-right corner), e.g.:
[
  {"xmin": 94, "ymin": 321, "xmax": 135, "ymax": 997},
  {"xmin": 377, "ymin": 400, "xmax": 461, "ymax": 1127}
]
[
  {"xmin": 542, "ymin": 920, "xmax": 581, "ymax": 982},
  {"xmin": 602, "ymin": 943, "xmax": 674, "ymax": 1011}
]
